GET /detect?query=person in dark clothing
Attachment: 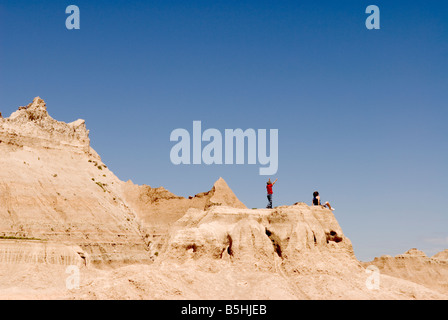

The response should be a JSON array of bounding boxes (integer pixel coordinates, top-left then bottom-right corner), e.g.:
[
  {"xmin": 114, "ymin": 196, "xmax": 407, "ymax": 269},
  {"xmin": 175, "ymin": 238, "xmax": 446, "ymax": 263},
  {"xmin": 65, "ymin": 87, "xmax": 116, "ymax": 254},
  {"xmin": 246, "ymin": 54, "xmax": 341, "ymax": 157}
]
[
  {"xmin": 312, "ymin": 191, "xmax": 335, "ymax": 211},
  {"xmin": 266, "ymin": 178, "xmax": 278, "ymax": 209}
]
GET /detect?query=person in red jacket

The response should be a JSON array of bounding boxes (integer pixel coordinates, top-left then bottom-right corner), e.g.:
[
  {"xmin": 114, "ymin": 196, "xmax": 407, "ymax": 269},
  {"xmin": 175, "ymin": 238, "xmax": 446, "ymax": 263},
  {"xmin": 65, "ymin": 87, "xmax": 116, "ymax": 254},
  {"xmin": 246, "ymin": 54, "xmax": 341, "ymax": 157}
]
[{"xmin": 266, "ymin": 178, "xmax": 278, "ymax": 209}]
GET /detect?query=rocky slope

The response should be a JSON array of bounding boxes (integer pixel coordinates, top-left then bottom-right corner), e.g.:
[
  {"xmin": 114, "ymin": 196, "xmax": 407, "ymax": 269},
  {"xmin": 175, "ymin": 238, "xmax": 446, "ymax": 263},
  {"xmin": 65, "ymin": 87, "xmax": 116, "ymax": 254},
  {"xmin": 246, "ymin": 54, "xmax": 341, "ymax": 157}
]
[
  {"xmin": 0, "ymin": 98, "xmax": 151, "ymax": 265},
  {"xmin": 363, "ymin": 248, "xmax": 448, "ymax": 296},
  {"xmin": 122, "ymin": 177, "xmax": 247, "ymax": 255},
  {"xmin": 0, "ymin": 98, "xmax": 247, "ymax": 266},
  {"xmin": 0, "ymin": 98, "xmax": 446, "ymax": 300},
  {"xmin": 16, "ymin": 204, "xmax": 445, "ymax": 300},
  {"xmin": 161, "ymin": 204, "xmax": 354, "ymax": 270}
]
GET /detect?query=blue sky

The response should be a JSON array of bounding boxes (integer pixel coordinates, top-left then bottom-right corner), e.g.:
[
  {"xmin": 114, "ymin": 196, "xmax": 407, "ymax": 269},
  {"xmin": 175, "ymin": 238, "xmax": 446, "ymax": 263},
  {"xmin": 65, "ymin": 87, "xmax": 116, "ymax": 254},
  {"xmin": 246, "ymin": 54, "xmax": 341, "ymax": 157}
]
[{"xmin": 0, "ymin": 0, "xmax": 447, "ymax": 261}]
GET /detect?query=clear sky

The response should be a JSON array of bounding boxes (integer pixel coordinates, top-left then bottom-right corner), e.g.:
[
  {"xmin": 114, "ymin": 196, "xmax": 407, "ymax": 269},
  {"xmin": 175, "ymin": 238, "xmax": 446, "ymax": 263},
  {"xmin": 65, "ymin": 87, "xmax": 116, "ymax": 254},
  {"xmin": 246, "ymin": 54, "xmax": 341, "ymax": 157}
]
[{"xmin": 1, "ymin": 0, "xmax": 447, "ymax": 261}]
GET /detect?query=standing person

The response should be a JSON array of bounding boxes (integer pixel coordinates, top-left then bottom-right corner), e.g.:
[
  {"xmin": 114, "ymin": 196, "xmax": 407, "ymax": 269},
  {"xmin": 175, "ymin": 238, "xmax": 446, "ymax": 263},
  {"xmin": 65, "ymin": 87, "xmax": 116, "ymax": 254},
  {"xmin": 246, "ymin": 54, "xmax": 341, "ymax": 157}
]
[
  {"xmin": 312, "ymin": 191, "xmax": 335, "ymax": 211},
  {"xmin": 266, "ymin": 178, "xmax": 278, "ymax": 209}
]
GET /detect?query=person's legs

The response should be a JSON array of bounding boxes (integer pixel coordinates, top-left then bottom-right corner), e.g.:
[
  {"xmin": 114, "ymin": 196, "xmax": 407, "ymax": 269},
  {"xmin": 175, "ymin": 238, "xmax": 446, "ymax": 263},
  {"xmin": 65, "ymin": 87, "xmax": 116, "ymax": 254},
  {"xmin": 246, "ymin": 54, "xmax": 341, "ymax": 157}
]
[
  {"xmin": 267, "ymin": 194, "xmax": 273, "ymax": 209},
  {"xmin": 324, "ymin": 201, "xmax": 334, "ymax": 211}
]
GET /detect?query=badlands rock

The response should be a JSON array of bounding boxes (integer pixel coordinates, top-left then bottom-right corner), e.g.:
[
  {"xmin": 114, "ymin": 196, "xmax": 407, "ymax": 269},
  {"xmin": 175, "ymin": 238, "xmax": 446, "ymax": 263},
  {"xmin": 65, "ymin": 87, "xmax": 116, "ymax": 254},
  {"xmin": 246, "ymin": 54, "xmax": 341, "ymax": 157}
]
[
  {"xmin": 364, "ymin": 248, "xmax": 448, "ymax": 295},
  {"xmin": 0, "ymin": 240, "xmax": 87, "ymax": 267},
  {"xmin": 122, "ymin": 176, "xmax": 247, "ymax": 254},
  {"xmin": 0, "ymin": 97, "xmax": 447, "ymax": 300},
  {"xmin": 0, "ymin": 98, "xmax": 149, "ymax": 265},
  {"xmin": 1, "ymin": 97, "xmax": 90, "ymax": 152},
  {"xmin": 161, "ymin": 203, "xmax": 355, "ymax": 272},
  {"xmin": 0, "ymin": 98, "xmax": 248, "ymax": 266},
  {"xmin": 67, "ymin": 204, "xmax": 447, "ymax": 300},
  {"xmin": 432, "ymin": 249, "xmax": 448, "ymax": 262}
]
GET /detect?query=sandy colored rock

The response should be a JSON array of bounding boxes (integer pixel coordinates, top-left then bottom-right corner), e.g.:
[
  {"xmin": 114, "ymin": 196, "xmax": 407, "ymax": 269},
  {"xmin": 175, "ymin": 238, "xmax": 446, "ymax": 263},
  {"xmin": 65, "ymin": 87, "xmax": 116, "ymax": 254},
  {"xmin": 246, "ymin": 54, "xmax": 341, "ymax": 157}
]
[
  {"xmin": 0, "ymin": 97, "xmax": 447, "ymax": 300},
  {"xmin": 122, "ymin": 176, "xmax": 247, "ymax": 255},
  {"xmin": 364, "ymin": 249, "xmax": 448, "ymax": 296},
  {"xmin": 160, "ymin": 203, "xmax": 357, "ymax": 280},
  {"xmin": 432, "ymin": 249, "xmax": 448, "ymax": 262},
  {"xmin": 0, "ymin": 98, "xmax": 149, "ymax": 265}
]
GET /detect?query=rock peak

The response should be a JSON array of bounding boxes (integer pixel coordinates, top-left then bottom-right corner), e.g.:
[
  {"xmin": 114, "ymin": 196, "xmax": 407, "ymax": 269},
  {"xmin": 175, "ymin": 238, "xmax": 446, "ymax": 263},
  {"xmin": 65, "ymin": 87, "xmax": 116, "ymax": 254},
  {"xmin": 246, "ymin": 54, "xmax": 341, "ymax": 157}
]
[
  {"xmin": 28, "ymin": 96, "xmax": 47, "ymax": 110},
  {"xmin": 10, "ymin": 96, "xmax": 49, "ymax": 122},
  {"xmin": 404, "ymin": 248, "xmax": 427, "ymax": 257},
  {"xmin": 208, "ymin": 177, "xmax": 246, "ymax": 209},
  {"xmin": 0, "ymin": 97, "xmax": 91, "ymax": 152},
  {"xmin": 432, "ymin": 249, "xmax": 448, "ymax": 261},
  {"xmin": 212, "ymin": 177, "xmax": 228, "ymax": 188}
]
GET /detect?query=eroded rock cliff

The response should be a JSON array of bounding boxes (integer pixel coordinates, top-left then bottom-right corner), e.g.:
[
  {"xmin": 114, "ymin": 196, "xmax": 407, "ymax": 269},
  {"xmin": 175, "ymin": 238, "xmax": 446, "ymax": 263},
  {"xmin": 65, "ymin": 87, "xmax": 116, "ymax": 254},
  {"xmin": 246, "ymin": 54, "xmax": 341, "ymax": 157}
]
[{"xmin": 0, "ymin": 98, "xmax": 446, "ymax": 300}]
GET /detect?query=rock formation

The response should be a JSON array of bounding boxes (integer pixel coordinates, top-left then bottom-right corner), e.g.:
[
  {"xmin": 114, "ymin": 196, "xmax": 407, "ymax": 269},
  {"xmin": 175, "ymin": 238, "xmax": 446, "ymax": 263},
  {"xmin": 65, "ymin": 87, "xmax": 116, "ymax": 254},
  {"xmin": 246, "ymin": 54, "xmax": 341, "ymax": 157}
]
[
  {"xmin": 1, "ymin": 97, "xmax": 90, "ymax": 152},
  {"xmin": 66, "ymin": 205, "xmax": 446, "ymax": 300},
  {"xmin": 363, "ymin": 248, "xmax": 448, "ymax": 296},
  {"xmin": 122, "ymin": 176, "xmax": 247, "ymax": 254},
  {"xmin": 432, "ymin": 249, "xmax": 448, "ymax": 262},
  {"xmin": 0, "ymin": 97, "xmax": 446, "ymax": 300},
  {"xmin": 0, "ymin": 98, "xmax": 150, "ymax": 266},
  {"xmin": 161, "ymin": 204, "xmax": 354, "ymax": 271},
  {"xmin": 0, "ymin": 98, "xmax": 248, "ymax": 266}
]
